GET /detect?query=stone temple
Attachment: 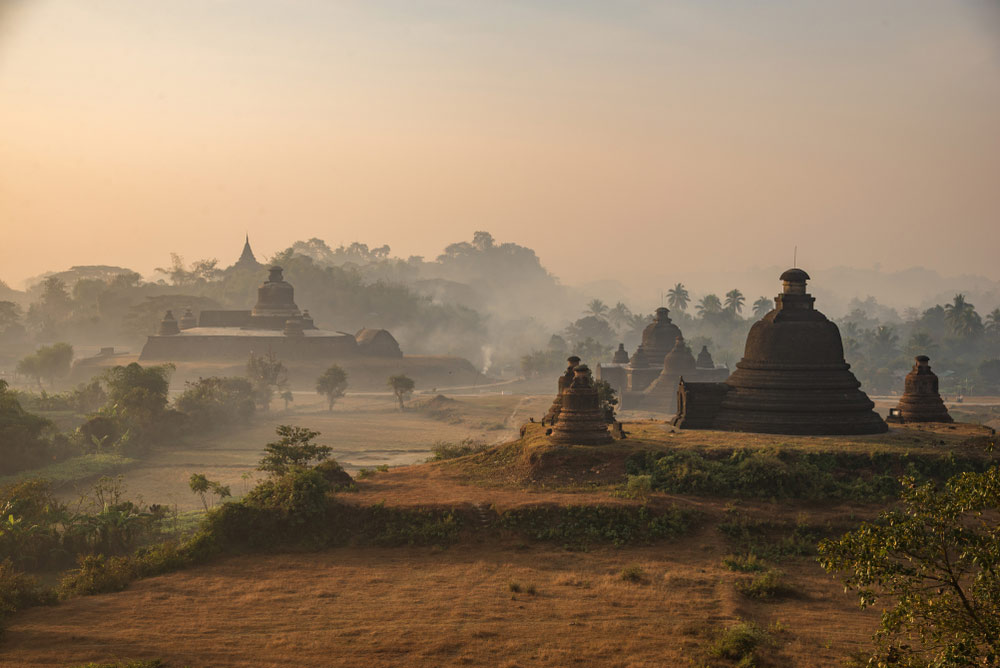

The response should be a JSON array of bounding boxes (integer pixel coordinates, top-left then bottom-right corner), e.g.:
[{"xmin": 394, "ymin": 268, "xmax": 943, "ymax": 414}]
[
  {"xmin": 672, "ymin": 268, "xmax": 887, "ymax": 435},
  {"xmin": 886, "ymin": 356, "xmax": 953, "ymax": 424},
  {"xmin": 548, "ymin": 364, "xmax": 613, "ymax": 445},
  {"xmin": 140, "ymin": 265, "xmax": 401, "ymax": 362},
  {"xmin": 597, "ymin": 307, "xmax": 727, "ymax": 411}
]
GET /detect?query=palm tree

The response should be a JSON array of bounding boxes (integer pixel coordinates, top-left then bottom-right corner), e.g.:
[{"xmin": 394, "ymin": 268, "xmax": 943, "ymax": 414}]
[
  {"xmin": 986, "ymin": 308, "xmax": 1000, "ymax": 340},
  {"xmin": 869, "ymin": 325, "xmax": 900, "ymax": 360},
  {"xmin": 585, "ymin": 299, "xmax": 609, "ymax": 319},
  {"xmin": 695, "ymin": 294, "xmax": 723, "ymax": 317},
  {"xmin": 944, "ymin": 294, "xmax": 983, "ymax": 337},
  {"xmin": 724, "ymin": 289, "xmax": 745, "ymax": 315},
  {"xmin": 607, "ymin": 302, "xmax": 632, "ymax": 330},
  {"xmin": 906, "ymin": 331, "xmax": 938, "ymax": 357},
  {"xmin": 666, "ymin": 283, "xmax": 690, "ymax": 312},
  {"xmin": 752, "ymin": 296, "xmax": 773, "ymax": 319}
]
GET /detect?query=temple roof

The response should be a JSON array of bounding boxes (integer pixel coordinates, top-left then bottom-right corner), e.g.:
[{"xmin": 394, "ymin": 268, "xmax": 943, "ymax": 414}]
[{"xmin": 233, "ymin": 235, "xmax": 261, "ymax": 268}]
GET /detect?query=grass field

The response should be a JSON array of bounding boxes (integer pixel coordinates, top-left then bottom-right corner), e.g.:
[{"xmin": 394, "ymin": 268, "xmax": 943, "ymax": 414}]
[{"xmin": 2, "ymin": 394, "xmax": 995, "ymax": 667}]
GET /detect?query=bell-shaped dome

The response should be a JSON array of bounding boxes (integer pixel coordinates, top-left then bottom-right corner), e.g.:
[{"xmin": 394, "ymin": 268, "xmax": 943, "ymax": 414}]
[
  {"xmin": 696, "ymin": 345, "xmax": 715, "ymax": 369},
  {"xmin": 631, "ymin": 307, "xmax": 681, "ymax": 368},
  {"xmin": 612, "ymin": 343, "xmax": 630, "ymax": 364},
  {"xmin": 887, "ymin": 356, "xmax": 952, "ymax": 423},
  {"xmin": 713, "ymin": 269, "xmax": 887, "ymax": 435},
  {"xmin": 252, "ymin": 266, "xmax": 301, "ymax": 318}
]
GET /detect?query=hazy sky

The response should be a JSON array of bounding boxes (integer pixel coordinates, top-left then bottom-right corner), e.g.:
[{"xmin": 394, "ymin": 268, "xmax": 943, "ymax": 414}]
[{"xmin": 1, "ymin": 0, "xmax": 999, "ymax": 289}]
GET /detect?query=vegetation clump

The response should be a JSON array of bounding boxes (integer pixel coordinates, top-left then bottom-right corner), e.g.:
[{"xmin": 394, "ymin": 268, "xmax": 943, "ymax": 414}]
[
  {"xmin": 429, "ymin": 438, "xmax": 490, "ymax": 461},
  {"xmin": 820, "ymin": 465, "xmax": 1000, "ymax": 667},
  {"xmin": 498, "ymin": 504, "xmax": 695, "ymax": 547},
  {"xmin": 708, "ymin": 620, "xmax": 775, "ymax": 667}
]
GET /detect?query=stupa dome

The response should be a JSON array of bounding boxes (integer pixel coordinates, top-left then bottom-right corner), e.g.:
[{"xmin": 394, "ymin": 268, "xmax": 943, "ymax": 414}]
[
  {"xmin": 663, "ymin": 336, "xmax": 696, "ymax": 375},
  {"xmin": 712, "ymin": 269, "xmax": 887, "ymax": 435},
  {"xmin": 251, "ymin": 266, "xmax": 301, "ymax": 321}
]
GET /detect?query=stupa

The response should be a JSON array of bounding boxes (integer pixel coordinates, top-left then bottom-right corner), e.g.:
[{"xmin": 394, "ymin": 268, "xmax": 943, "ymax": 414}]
[
  {"xmin": 696, "ymin": 346, "xmax": 715, "ymax": 369},
  {"xmin": 544, "ymin": 356, "xmax": 581, "ymax": 424},
  {"xmin": 158, "ymin": 310, "xmax": 180, "ymax": 336},
  {"xmin": 626, "ymin": 307, "xmax": 682, "ymax": 391},
  {"xmin": 635, "ymin": 336, "xmax": 727, "ymax": 412},
  {"xmin": 675, "ymin": 269, "xmax": 887, "ymax": 435},
  {"xmin": 548, "ymin": 365, "xmax": 613, "ymax": 444},
  {"xmin": 612, "ymin": 343, "xmax": 630, "ymax": 364},
  {"xmin": 178, "ymin": 308, "xmax": 198, "ymax": 330},
  {"xmin": 713, "ymin": 269, "xmax": 886, "ymax": 434},
  {"xmin": 886, "ymin": 356, "xmax": 953, "ymax": 423}
]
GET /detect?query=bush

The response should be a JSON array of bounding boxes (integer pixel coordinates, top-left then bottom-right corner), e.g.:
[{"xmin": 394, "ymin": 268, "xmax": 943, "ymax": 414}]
[
  {"xmin": 58, "ymin": 554, "xmax": 134, "ymax": 597},
  {"xmin": 734, "ymin": 569, "xmax": 791, "ymax": 600},
  {"xmin": 625, "ymin": 447, "xmax": 995, "ymax": 502},
  {"xmin": 619, "ymin": 565, "xmax": 645, "ymax": 582},
  {"xmin": 0, "ymin": 559, "xmax": 52, "ymax": 621},
  {"xmin": 722, "ymin": 553, "xmax": 767, "ymax": 573},
  {"xmin": 498, "ymin": 504, "xmax": 695, "ymax": 546},
  {"xmin": 429, "ymin": 439, "xmax": 490, "ymax": 461},
  {"xmin": 0, "ymin": 380, "xmax": 55, "ymax": 475},
  {"xmin": 174, "ymin": 376, "xmax": 255, "ymax": 431},
  {"xmin": 709, "ymin": 621, "xmax": 773, "ymax": 666}
]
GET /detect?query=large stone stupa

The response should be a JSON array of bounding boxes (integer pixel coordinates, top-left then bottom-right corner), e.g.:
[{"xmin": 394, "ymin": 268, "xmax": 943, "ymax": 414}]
[{"xmin": 691, "ymin": 268, "xmax": 887, "ymax": 435}]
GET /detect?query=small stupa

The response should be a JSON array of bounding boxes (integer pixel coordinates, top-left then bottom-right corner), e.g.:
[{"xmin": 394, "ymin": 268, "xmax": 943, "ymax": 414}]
[
  {"xmin": 696, "ymin": 345, "xmax": 715, "ymax": 369},
  {"xmin": 711, "ymin": 268, "xmax": 887, "ymax": 435},
  {"xmin": 612, "ymin": 343, "xmax": 630, "ymax": 364},
  {"xmin": 178, "ymin": 308, "xmax": 198, "ymax": 330},
  {"xmin": 549, "ymin": 365, "xmax": 613, "ymax": 445},
  {"xmin": 249, "ymin": 266, "xmax": 302, "ymax": 328},
  {"xmin": 886, "ymin": 356, "xmax": 953, "ymax": 424},
  {"xmin": 544, "ymin": 356, "xmax": 581, "ymax": 424},
  {"xmin": 641, "ymin": 336, "xmax": 697, "ymax": 412},
  {"xmin": 158, "ymin": 310, "xmax": 180, "ymax": 336}
]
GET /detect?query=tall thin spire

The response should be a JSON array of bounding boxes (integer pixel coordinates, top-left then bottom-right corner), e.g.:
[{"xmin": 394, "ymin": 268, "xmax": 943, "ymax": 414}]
[{"xmin": 235, "ymin": 234, "xmax": 259, "ymax": 268}]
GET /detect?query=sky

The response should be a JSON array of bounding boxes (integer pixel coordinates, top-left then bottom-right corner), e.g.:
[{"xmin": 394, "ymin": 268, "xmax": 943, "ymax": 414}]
[{"xmin": 1, "ymin": 0, "xmax": 999, "ymax": 290}]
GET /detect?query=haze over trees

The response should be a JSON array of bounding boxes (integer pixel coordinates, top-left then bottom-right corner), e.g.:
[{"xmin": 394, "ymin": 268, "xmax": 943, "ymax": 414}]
[
  {"xmin": 388, "ymin": 374, "xmax": 415, "ymax": 410},
  {"xmin": 315, "ymin": 365, "xmax": 348, "ymax": 411}
]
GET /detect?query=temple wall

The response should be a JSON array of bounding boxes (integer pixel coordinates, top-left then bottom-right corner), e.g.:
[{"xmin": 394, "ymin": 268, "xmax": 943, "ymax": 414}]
[{"xmin": 139, "ymin": 334, "xmax": 359, "ymax": 362}]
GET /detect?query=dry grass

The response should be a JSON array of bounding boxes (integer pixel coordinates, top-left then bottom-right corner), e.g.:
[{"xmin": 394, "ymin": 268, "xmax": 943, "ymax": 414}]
[{"xmin": 0, "ymin": 533, "xmax": 877, "ymax": 668}]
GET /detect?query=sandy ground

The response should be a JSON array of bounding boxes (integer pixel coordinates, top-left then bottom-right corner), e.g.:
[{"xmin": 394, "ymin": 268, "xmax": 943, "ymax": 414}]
[{"xmin": 0, "ymin": 528, "xmax": 878, "ymax": 668}]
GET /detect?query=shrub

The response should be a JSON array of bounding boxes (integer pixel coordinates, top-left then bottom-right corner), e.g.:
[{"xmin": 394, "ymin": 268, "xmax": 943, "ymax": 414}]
[
  {"xmin": 625, "ymin": 447, "xmax": 995, "ymax": 502},
  {"xmin": 709, "ymin": 620, "xmax": 773, "ymax": 666},
  {"xmin": 624, "ymin": 474, "xmax": 652, "ymax": 499},
  {"xmin": 257, "ymin": 426, "xmax": 331, "ymax": 477},
  {"xmin": 0, "ymin": 559, "xmax": 52, "ymax": 620},
  {"xmin": 58, "ymin": 554, "xmax": 134, "ymax": 597},
  {"xmin": 734, "ymin": 570, "xmax": 791, "ymax": 600},
  {"xmin": 498, "ymin": 504, "xmax": 695, "ymax": 547},
  {"xmin": 429, "ymin": 439, "xmax": 490, "ymax": 461},
  {"xmin": 174, "ymin": 376, "xmax": 255, "ymax": 431},
  {"xmin": 619, "ymin": 565, "xmax": 645, "ymax": 582},
  {"xmin": 509, "ymin": 581, "xmax": 521, "ymax": 593},
  {"xmin": 722, "ymin": 553, "xmax": 767, "ymax": 573},
  {"xmin": 72, "ymin": 660, "xmax": 164, "ymax": 668}
]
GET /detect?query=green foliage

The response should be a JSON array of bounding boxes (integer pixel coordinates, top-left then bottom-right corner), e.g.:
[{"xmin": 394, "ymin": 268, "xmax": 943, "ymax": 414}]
[
  {"xmin": 71, "ymin": 661, "xmax": 165, "ymax": 668},
  {"xmin": 709, "ymin": 621, "xmax": 774, "ymax": 667},
  {"xmin": 819, "ymin": 466, "xmax": 1000, "ymax": 667},
  {"xmin": 429, "ymin": 439, "xmax": 490, "ymax": 461},
  {"xmin": 624, "ymin": 474, "xmax": 652, "ymax": 500},
  {"xmin": 188, "ymin": 473, "xmax": 231, "ymax": 511},
  {"xmin": 717, "ymin": 511, "xmax": 821, "ymax": 562},
  {"xmin": 174, "ymin": 376, "xmax": 255, "ymax": 430},
  {"xmin": 387, "ymin": 374, "xmax": 415, "ymax": 410},
  {"xmin": 246, "ymin": 350, "xmax": 288, "ymax": 411},
  {"xmin": 497, "ymin": 504, "xmax": 695, "ymax": 547},
  {"xmin": 0, "ymin": 379, "xmax": 54, "ymax": 475},
  {"xmin": 734, "ymin": 569, "xmax": 790, "ymax": 601},
  {"xmin": 16, "ymin": 342, "xmax": 73, "ymax": 389},
  {"xmin": 626, "ymin": 447, "xmax": 995, "ymax": 502},
  {"xmin": 101, "ymin": 363, "xmax": 175, "ymax": 451},
  {"xmin": 244, "ymin": 468, "xmax": 332, "ymax": 526},
  {"xmin": 315, "ymin": 365, "xmax": 349, "ymax": 411},
  {"xmin": 257, "ymin": 425, "xmax": 332, "ymax": 476},
  {"xmin": 722, "ymin": 553, "xmax": 767, "ymax": 573},
  {"xmin": 619, "ymin": 565, "xmax": 645, "ymax": 582}
]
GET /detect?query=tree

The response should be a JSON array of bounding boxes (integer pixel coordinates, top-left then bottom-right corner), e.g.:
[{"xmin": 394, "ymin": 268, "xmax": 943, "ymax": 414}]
[
  {"xmin": 986, "ymin": 308, "xmax": 1000, "ymax": 340},
  {"xmin": 695, "ymin": 294, "xmax": 723, "ymax": 317},
  {"xmin": 315, "ymin": 366, "xmax": 349, "ymax": 411},
  {"xmin": 388, "ymin": 374, "xmax": 415, "ymax": 410},
  {"xmin": 246, "ymin": 350, "xmax": 288, "ymax": 411},
  {"xmin": 0, "ymin": 379, "xmax": 52, "ymax": 475},
  {"xmin": 258, "ymin": 425, "xmax": 332, "ymax": 476},
  {"xmin": 585, "ymin": 299, "xmax": 609, "ymax": 319},
  {"xmin": 944, "ymin": 294, "xmax": 983, "ymax": 338},
  {"xmin": 188, "ymin": 473, "xmax": 231, "ymax": 511},
  {"xmin": 752, "ymin": 296, "xmax": 773, "ymax": 319},
  {"xmin": 724, "ymin": 289, "xmax": 745, "ymax": 315},
  {"xmin": 667, "ymin": 283, "xmax": 690, "ymax": 312},
  {"xmin": 16, "ymin": 342, "xmax": 74, "ymax": 389},
  {"xmin": 820, "ymin": 466, "xmax": 1000, "ymax": 667},
  {"xmin": 174, "ymin": 376, "xmax": 255, "ymax": 429},
  {"xmin": 607, "ymin": 302, "xmax": 632, "ymax": 331},
  {"xmin": 102, "ymin": 363, "xmax": 173, "ymax": 447},
  {"xmin": 906, "ymin": 331, "xmax": 938, "ymax": 358}
]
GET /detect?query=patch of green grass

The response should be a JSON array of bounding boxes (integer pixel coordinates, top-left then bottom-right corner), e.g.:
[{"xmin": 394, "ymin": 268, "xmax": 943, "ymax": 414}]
[
  {"xmin": 709, "ymin": 620, "xmax": 774, "ymax": 667},
  {"xmin": 717, "ymin": 511, "xmax": 823, "ymax": 562},
  {"xmin": 722, "ymin": 553, "xmax": 767, "ymax": 573},
  {"xmin": 498, "ymin": 504, "xmax": 696, "ymax": 547},
  {"xmin": 734, "ymin": 569, "xmax": 792, "ymax": 600},
  {"xmin": 428, "ymin": 439, "xmax": 490, "ymax": 461},
  {"xmin": 0, "ymin": 453, "xmax": 135, "ymax": 487}
]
